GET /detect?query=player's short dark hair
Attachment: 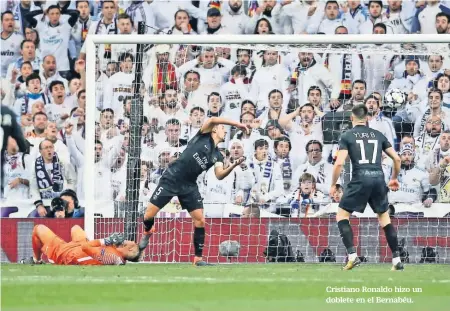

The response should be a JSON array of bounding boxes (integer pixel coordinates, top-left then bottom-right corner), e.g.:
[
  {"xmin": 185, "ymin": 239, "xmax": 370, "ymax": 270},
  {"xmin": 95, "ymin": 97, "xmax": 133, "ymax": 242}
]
[
  {"xmin": 373, "ymin": 23, "xmax": 387, "ymax": 33},
  {"xmin": 428, "ymin": 88, "xmax": 443, "ymax": 100},
  {"xmin": 274, "ymin": 136, "xmax": 291, "ymax": 151},
  {"xmin": 118, "ymin": 52, "xmax": 134, "ymax": 63},
  {"xmin": 231, "ymin": 65, "xmax": 247, "ymax": 77},
  {"xmin": 305, "ymin": 140, "xmax": 323, "ymax": 153},
  {"xmin": 49, "ymin": 80, "xmax": 64, "ymax": 92},
  {"xmin": 352, "ymin": 104, "xmax": 369, "ymax": 120},
  {"xmin": 308, "ymin": 86, "xmax": 322, "ymax": 97},
  {"xmin": 352, "ymin": 79, "xmax": 366, "ymax": 88},
  {"xmin": 436, "ymin": 12, "xmax": 450, "ymax": 23},
  {"xmin": 26, "ymin": 72, "xmax": 41, "ymax": 86},
  {"xmin": 33, "ymin": 111, "xmax": 48, "ymax": 122},
  {"xmin": 254, "ymin": 138, "xmax": 269, "ymax": 150},
  {"xmin": 268, "ymin": 89, "xmax": 283, "ymax": 99},
  {"xmin": 240, "ymin": 111, "xmax": 255, "ymax": 122},
  {"xmin": 207, "ymin": 92, "xmax": 221, "ymax": 103},
  {"xmin": 1, "ymin": 10, "xmax": 13, "ymax": 21},
  {"xmin": 166, "ymin": 118, "xmax": 181, "ymax": 127},
  {"xmin": 300, "ymin": 172, "xmax": 316, "ymax": 184},
  {"xmin": 20, "ymin": 39, "xmax": 35, "ymax": 50}
]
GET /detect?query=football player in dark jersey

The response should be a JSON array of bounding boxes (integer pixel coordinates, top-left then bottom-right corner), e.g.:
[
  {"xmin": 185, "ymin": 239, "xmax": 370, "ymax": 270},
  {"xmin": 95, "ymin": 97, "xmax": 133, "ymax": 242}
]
[
  {"xmin": 330, "ymin": 104, "xmax": 403, "ymax": 271},
  {"xmin": 143, "ymin": 116, "xmax": 250, "ymax": 266}
]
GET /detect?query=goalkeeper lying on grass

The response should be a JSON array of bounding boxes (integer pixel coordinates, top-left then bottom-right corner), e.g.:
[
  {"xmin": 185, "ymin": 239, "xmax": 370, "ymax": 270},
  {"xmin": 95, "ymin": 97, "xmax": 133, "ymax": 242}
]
[{"xmin": 20, "ymin": 225, "xmax": 151, "ymax": 265}]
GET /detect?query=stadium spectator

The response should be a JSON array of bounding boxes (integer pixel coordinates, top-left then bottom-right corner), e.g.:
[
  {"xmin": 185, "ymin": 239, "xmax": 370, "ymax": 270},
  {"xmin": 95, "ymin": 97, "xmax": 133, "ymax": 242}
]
[
  {"xmin": 272, "ymin": 136, "xmax": 297, "ymax": 195},
  {"xmin": 220, "ymin": 65, "xmax": 251, "ymax": 122},
  {"xmin": 384, "ymin": 0, "xmax": 417, "ymax": 34},
  {"xmin": 418, "ymin": 0, "xmax": 443, "ymax": 34},
  {"xmin": 221, "ymin": 0, "xmax": 249, "ymax": 35},
  {"xmin": 233, "ymin": 111, "xmax": 263, "ymax": 158},
  {"xmin": 359, "ymin": 1, "xmax": 393, "ymax": 34},
  {"xmin": 13, "ymin": 73, "xmax": 47, "ymax": 118},
  {"xmin": 365, "ymin": 95, "xmax": 396, "ymax": 146},
  {"xmin": 292, "ymin": 140, "xmax": 335, "ymax": 196},
  {"xmin": 40, "ymin": 55, "xmax": 69, "ymax": 98},
  {"xmin": 1, "ymin": 10, "xmax": 24, "ymax": 77},
  {"xmin": 203, "ymin": 8, "xmax": 232, "ymax": 34},
  {"xmin": 307, "ymin": 0, "xmax": 358, "ymax": 34},
  {"xmin": 387, "ymin": 144, "xmax": 436, "ymax": 207},
  {"xmin": 415, "ymin": 114, "xmax": 443, "ymax": 165},
  {"xmin": 434, "ymin": 73, "xmax": 450, "ymax": 107},
  {"xmin": 182, "ymin": 106, "xmax": 205, "ymax": 142},
  {"xmin": 3, "ymin": 137, "xmax": 31, "ymax": 201},
  {"xmin": 25, "ymin": 5, "xmax": 78, "ymax": 78},
  {"xmin": 435, "ymin": 11, "xmax": 449, "ymax": 34},
  {"xmin": 287, "ymin": 172, "xmax": 325, "ymax": 217},
  {"xmin": 414, "ymin": 89, "xmax": 450, "ymax": 137},
  {"xmin": 257, "ymin": 89, "xmax": 285, "ymax": 128},
  {"xmin": 248, "ymin": 0, "xmax": 282, "ymax": 34},
  {"xmin": 339, "ymin": 80, "xmax": 367, "ymax": 111},
  {"xmin": 6, "ymin": 39, "xmax": 40, "ymax": 82}
]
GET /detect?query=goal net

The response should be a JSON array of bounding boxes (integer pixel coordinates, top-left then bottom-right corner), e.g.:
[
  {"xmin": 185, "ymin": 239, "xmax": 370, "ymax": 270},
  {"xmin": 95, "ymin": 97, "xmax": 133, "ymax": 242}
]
[{"xmin": 84, "ymin": 34, "xmax": 450, "ymax": 264}]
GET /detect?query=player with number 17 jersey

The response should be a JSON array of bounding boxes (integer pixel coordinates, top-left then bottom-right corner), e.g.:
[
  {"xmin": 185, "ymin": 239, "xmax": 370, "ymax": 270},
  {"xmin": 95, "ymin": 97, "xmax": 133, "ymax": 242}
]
[{"xmin": 338, "ymin": 125, "xmax": 392, "ymax": 214}]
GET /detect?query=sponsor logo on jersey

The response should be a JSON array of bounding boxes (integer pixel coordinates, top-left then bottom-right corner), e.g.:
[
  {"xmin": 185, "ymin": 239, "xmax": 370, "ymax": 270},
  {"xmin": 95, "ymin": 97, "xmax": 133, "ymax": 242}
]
[
  {"xmin": 193, "ymin": 152, "xmax": 208, "ymax": 170},
  {"xmin": 1, "ymin": 51, "xmax": 14, "ymax": 56}
]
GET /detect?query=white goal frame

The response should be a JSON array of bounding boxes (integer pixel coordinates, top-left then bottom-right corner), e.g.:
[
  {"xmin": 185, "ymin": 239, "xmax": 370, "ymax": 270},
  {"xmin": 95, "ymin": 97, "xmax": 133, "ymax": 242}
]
[{"xmin": 84, "ymin": 34, "xmax": 450, "ymax": 239}]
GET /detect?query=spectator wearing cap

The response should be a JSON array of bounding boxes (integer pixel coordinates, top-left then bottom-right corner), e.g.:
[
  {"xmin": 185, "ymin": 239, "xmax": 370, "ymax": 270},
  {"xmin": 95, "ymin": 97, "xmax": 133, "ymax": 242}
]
[
  {"xmin": 427, "ymin": 131, "xmax": 450, "ymax": 202},
  {"xmin": 292, "ymin": 140, "xmax": 336, "ymax": 196},
  {"xmin": 182, "ymin": 106, "xmax": 205, "ymax": 142},
  {"xmin": 25, "ymin": 5, "xmax": 78, "ymax": 79},
  {"xmin": 6, "ymin": 39, "xmax": 40, "ymax": 83},
  {"xmin": 307, "ymin": 1, "xmax": 358, "ymax": 34},
  {"xmin": 246, "ymin": 137, "xmax": 283, "ymax": 213},
  {"xmin": 178, "ymin": 46, "xmax": 235, "ymax": 96},
  {"xmin": 202, "ymin": 7, "xmax": 231, "ymax": 34},
  {"xmin": 414, "ymin": 89, "xmax": 450, "ymax": 138},
  {"xmin": 388, "ymin": 143, "xmax": 436, "ymax": 207},
  {"xmin": 247, "ymin": 0, "xmax": 283, "ymax": 34},
  {"xmin": 220, "ymin": 65, "xmax": 251, "ymax": 122},
  {"xmin": 388, "ymin": 56, "xmax": 428, "ymax": 123},
  {"xmin": 221, "ymin": 0, "xmax": 250, "ymax": 34},
  {"xmin": 359, "ymin": 1, "xmax": 394, "ymax": 34},
  {"xmin": 288, "ymin": 52, "xmax": 340, "ymax": 109}
]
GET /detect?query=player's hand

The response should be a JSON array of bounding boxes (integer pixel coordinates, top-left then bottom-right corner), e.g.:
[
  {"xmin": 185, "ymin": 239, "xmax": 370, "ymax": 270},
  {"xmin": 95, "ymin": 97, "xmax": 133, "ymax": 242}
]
[
  {"xmin": 388, "ymin": 179, "xmax": 400, "ymax": 191},
  {"xmin": 423, "ymin": 198, "xmax": 433, "ymax": 208},
  {"xmin": 237, "ymin": 122, "xmax": 251, "ymax": 135},
  {"xmin": 105, "ymin": 233, "xmax": 125, "ymax": 246}
]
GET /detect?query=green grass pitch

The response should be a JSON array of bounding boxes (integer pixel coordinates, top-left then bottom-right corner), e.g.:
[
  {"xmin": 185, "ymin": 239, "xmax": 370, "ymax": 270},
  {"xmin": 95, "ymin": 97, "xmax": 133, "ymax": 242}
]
[{"xmin": 2, "ymin": 263, "xmax": 450, "ymax": 311}]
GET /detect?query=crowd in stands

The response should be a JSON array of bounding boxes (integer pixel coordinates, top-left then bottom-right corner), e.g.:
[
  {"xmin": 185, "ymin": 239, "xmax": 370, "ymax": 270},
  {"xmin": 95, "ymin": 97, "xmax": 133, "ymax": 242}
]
[{"xmin": 1, "ymin": 0, "xmax": 450, "ymax": 218}]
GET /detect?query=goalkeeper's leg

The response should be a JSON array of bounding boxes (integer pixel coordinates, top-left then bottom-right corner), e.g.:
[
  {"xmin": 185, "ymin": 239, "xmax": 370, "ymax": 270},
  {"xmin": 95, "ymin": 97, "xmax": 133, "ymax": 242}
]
[
  {"xmin": 28, "ymin": 225, "xmax": 58, "ymax": 264},
  {"xmin": 378, "ymin": 211, "xmax": 404, "ymax": 271},
  {"xmin": 337, "ymin": 208, "xmax": 361, "ymax": 270}
]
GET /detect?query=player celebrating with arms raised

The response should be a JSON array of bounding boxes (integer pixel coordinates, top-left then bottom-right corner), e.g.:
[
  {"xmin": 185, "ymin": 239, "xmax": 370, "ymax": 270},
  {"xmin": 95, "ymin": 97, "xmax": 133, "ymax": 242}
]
[
  {"xmin": 330, "ymin": 105, "xmax": 404, "ymax": 271},
  {"xmin": 143, "ymin": 117, "xmax": 250, "ymax": 266}
]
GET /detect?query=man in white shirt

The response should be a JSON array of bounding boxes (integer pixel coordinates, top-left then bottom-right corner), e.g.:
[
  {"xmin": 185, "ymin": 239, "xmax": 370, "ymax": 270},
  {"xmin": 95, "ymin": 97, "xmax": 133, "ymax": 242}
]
[
  {"xmin": 220, "ymin": 65, "xmax": 251, "ymax": 123},
  {"xmin": 359, "ymin": 0, "xmax": 394, "ymax": 34},
  {"xmin": 366, "ymin": 95, "xmax": 396, "ymax": 146},
  {"xmin": 6, "ymin": 39, "xmax": 40, "ymax": 82},
  {"xmin": 103, "ymin": 52, "xmax": 135, "ymax": 118},
  {"xmin": 418, "ymin": 0, "xmax": 443, "ymax": 34},
  {"xmin": 221, "ymin": 0, "xmax": 250, "ymax": 34},
  {"xmin": 203, "ymin": 8, "xmax": 232, "ymax": 35},
  {"xmin": 40, "ymin": 55, "xmax": 69, "ymax": 99},
  {"xmin": 1, "ymin": 10, "xmax": 23, "ymax": 77},
  {"xmin": 46, "ymin": 81, "xmax": 74, "ymax": 129},
  {"xmin": 71, "ymin": 0, "xmax": 92, "ymax": 58},
  {"xmin": 307, "ymin": 0, "xmax": 358, "ymax": 34}
]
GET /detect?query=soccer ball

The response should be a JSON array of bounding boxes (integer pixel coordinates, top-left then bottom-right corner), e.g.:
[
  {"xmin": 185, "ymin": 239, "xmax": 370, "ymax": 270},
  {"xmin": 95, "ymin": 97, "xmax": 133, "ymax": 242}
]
[
  {"xmin": 384, "ymin": 89, "xmax": 407, "ymax": 109},
  {"xmin": 219, "ymin": 240, "xmax": 240, "ymax": 257}
]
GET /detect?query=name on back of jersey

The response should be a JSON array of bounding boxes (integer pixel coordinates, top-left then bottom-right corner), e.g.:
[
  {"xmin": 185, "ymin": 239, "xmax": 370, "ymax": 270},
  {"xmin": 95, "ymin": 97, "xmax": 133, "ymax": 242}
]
[{"xmin": 352, "ymin": 131, "xmax": 377, "ymax": 139}]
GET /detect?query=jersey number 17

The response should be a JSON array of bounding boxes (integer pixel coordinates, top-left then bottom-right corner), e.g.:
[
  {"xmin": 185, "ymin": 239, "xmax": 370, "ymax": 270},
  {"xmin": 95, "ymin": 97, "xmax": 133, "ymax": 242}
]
[{"xmin": 356, "ymin": 140, "xmax": 378, "ymax": 164}]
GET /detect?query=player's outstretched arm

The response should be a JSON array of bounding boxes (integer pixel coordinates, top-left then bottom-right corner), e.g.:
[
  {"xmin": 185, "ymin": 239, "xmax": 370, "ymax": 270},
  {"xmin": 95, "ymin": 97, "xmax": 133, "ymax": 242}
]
[
  {"xmin": 330, "ymin": 149, "xmax": 348, "ymax": 195},
  {"xmin": 214, "ymin": 157, "xmax": 246, "ymax": 180},
  {"xmin": 200, "ymin": 117, "xmax": 250, "ymax": 134},
  {"xmin": 384, "ymin": 147, "xmax": 401, "ymax": 191}
]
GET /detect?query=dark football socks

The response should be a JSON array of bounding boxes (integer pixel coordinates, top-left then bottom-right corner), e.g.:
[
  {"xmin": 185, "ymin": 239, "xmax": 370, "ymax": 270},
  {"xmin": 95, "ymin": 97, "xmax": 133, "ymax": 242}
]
[
  {"xmin": 143, "ymin": 217, "xmax": 155, "ymax": 232},
  {"xmin": 193, "ymin": 227, "xmax": 205, "ymax": 257},
  {"xmin": 338, "ymin": 219, "xmax": 356, "ymax": 254},
  {"xmin": 383, "ymin": 223, "xmax": 400, "ymax": 258}
]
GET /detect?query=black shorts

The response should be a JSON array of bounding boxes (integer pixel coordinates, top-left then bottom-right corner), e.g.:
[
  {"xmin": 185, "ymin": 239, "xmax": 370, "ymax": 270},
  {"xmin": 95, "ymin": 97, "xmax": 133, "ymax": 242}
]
[
  {"xmin": 339, "ymin": 175, "xmax": 389, "ymax": 214},
  {"xmin": 149, "ymin": 180, "xmax": 203, "ymax": 213}
]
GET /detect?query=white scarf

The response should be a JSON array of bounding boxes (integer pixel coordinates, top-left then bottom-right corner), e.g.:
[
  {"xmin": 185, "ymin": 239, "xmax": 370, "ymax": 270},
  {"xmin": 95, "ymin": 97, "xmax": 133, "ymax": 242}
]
[{"xmin": 249, "ymin": 155, "xmax": 274, "ymax": 198}]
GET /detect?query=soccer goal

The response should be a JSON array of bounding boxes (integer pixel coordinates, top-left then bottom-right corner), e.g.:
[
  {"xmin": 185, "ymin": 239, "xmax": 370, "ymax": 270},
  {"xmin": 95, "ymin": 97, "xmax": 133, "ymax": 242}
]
[{"xmin": 84, "ymin": 32, "xmax": 450, "ymax": 264}]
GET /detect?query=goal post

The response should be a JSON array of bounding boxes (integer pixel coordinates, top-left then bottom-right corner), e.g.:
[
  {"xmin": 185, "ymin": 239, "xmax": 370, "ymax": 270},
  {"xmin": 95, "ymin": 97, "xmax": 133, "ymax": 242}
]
[{"xmin": 84, "ymin": 34, "xmax": 450, "ymax": 262}]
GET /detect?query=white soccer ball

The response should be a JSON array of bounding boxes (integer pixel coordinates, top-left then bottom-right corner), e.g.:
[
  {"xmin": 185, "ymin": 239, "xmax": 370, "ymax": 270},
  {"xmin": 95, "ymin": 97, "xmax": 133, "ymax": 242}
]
[
  {"xmin": 384, "ymin": 89, "xmax": 407, "ymax": 109},
  {"xmin": 219, "ymin": 240, "xmax": 240, "ymax": 257}
]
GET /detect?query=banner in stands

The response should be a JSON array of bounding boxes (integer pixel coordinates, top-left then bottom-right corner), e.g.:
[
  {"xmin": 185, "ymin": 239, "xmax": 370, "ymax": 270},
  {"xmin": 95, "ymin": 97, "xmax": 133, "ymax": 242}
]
[{"xmin": 1, "ymin": 218, "xmax": 448, "ymax": 264}]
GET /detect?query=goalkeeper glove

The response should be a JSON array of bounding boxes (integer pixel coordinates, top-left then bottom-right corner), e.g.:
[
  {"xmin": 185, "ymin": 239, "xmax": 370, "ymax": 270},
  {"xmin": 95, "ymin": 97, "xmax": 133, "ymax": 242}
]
[{"xmin": 104, "ymin": 233, "xmax": 125, "ymax": 246}]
